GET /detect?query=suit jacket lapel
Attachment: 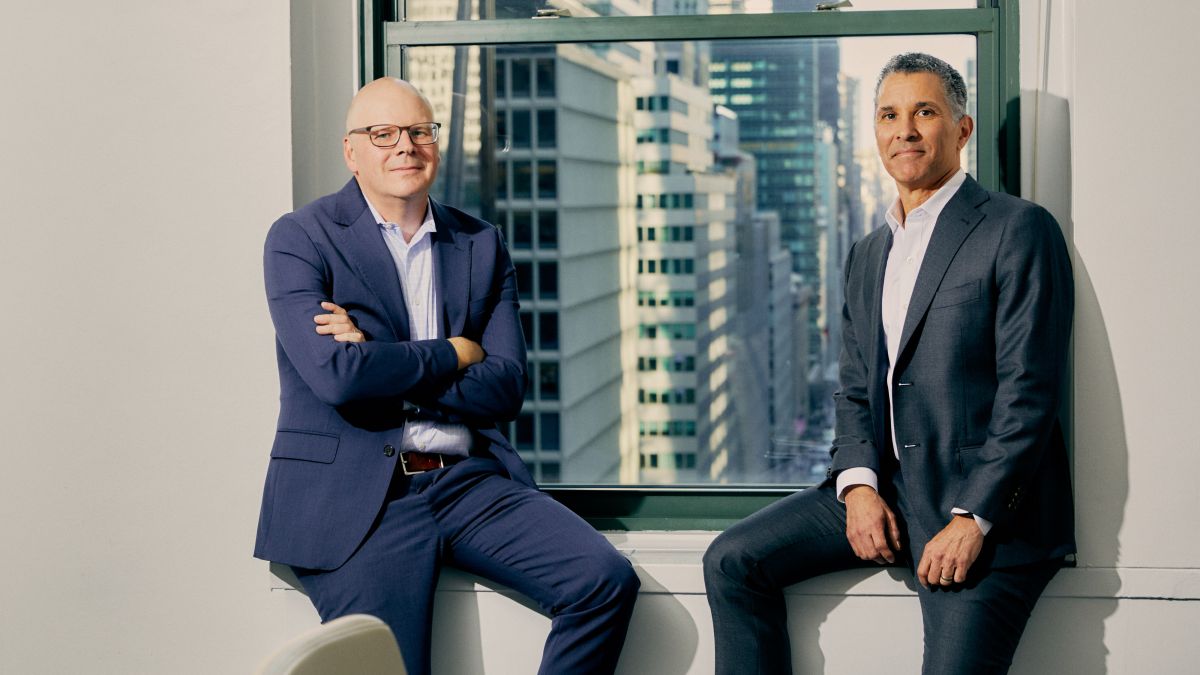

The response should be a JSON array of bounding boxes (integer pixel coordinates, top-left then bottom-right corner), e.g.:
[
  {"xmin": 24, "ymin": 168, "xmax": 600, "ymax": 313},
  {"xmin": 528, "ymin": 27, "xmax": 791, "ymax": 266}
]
[
  {"xmin": 895, "ymin": 176, "xmax": 989, "ymax": 363},
  {"xmin": 332, "ymin": 179, "xmax": 410, "ymax": 340},
  {"xmin": 430, "ymin": 199, "xmax": 471, "ymax": 340},
  {"xmin": 869, "ymin": 228, "xmax": 892, "ymax": 382},
  {"xmin": 868, "ymin": 229, "xmax": 894, "ymax": 451}
]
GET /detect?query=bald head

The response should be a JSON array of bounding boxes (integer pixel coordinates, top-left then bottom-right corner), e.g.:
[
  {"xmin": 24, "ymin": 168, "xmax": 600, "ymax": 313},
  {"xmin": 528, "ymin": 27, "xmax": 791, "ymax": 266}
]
[
  {"xmin": 342, "ymin": 77, "xmax": 441, "ymax": 226},
  {"xmin": 345, "ymin": 77, "xmax": 434, "ymax": 134}
]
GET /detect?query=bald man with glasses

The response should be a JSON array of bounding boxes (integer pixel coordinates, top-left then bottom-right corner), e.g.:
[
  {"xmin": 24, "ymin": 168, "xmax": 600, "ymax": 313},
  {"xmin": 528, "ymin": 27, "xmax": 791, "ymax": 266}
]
[{"xmin": 253, "ymin": 78, "xmax": 638, "ymax": 675}]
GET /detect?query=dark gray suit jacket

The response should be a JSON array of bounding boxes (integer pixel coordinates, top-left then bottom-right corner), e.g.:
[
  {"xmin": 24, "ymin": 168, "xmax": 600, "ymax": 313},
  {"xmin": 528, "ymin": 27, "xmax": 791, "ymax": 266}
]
[{"xmin": 829, "ymin": 175, "xmax": 1075, "ymax": 569}]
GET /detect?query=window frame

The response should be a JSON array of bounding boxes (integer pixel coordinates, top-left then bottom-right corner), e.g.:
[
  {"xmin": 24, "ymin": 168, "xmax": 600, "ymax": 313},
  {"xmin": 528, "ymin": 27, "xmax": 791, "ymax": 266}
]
[{"xmin": 364, "ymin": 1, "xmax": 1021, "ymax": 530}]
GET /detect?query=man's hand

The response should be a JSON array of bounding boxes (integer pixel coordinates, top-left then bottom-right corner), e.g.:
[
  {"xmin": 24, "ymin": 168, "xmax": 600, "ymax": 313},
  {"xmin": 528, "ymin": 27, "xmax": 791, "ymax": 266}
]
[
  {"xmin": 844, "ymin": 485, "xmax": 903, "ymax": 564},
  {"xmin": 314, "ymin": 302, "xmax": 364, "ymax": 342},
  {"xmin": 448, "ymin": 336, "xmax": 484, "ymax": 370},
  {"xmin": 916, "ymin": 514, "xmax": 985, "ymax": 588}
]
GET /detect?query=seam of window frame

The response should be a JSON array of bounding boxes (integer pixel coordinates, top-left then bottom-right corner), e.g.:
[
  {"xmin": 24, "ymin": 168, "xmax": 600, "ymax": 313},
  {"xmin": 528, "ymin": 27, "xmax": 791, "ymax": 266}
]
[{"xmin": 370, "ymin": 2, "xmax": 1021, "ymax": 531}]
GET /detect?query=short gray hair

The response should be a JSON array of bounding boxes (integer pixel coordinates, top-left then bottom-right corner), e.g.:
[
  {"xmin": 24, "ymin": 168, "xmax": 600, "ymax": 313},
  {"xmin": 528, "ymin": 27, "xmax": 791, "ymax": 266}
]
[{"xmin": 874, "ymin": 52, "xmax": 968, "ymax": 120}]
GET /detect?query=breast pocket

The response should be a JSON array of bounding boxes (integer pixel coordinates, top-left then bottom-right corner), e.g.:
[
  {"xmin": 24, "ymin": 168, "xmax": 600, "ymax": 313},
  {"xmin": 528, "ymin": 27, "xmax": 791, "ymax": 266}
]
[
  {"xmin": 931, "ymin": 280, "xmax": 981, "ymax": 309},
  {"xmin": 270, "ymin": 430, "xmax": 339, "ymax": 463}
]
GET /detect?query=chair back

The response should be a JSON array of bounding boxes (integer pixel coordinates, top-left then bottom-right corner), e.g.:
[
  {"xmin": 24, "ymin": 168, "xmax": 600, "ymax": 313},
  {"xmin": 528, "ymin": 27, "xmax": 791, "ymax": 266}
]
[{"xmin": 257, "ymin": 614, "xmax": 406, "ymax": 675}]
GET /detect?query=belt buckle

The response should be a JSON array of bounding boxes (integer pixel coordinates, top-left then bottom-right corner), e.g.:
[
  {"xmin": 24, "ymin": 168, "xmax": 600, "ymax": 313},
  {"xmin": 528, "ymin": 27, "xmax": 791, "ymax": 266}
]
[{"xmin": 400, "ymin": 452, "xmax": 444, "ymax": 476}]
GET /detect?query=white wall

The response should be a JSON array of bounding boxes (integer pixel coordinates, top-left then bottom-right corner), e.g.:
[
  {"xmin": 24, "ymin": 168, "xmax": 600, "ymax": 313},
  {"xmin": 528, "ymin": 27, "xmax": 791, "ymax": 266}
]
[
  {"xmin": 0, "ymin": 2, "xmax": 298, "ymax": 672},
  {"xmin": 2, "ymin": 1, "xmax": 1199, "ymax": 673}
]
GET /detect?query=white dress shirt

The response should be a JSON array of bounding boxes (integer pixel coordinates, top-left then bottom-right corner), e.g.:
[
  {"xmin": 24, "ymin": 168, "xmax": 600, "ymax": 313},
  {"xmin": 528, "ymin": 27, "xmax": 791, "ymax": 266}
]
[
  {"xmin": 368, "ymin": 199, "xmax": 473, "ymax": 457},
  {"xmin": 835, "ymin": 170, "xmax": 991, "ymax": 535}
]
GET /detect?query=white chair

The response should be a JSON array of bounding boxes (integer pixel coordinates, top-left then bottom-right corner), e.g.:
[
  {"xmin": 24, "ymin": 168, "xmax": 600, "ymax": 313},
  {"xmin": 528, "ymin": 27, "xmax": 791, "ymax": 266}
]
[{"xmin": 257, "ymin": 614, "xmax": 407, "ymax": 675}]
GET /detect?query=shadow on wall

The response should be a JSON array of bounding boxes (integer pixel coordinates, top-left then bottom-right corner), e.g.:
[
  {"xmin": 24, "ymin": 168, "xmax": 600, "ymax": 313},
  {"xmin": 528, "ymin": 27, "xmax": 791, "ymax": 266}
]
[
  {"xmin": 791, "ymin": 568, "xmax": 918, "ymax": 673},
  {"xmin": 1006, "ymin": 88, "xmax": 1126, "ymax": 675},
  {"xmin": 432, "ymin": 568, "xmax": 701, "ymax": 675}
]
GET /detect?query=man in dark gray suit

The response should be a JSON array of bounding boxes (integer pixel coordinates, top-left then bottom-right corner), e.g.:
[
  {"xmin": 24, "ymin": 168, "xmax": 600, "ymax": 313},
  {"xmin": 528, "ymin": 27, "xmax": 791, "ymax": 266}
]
[{"xmin": 703, "ymin": 53, "xmax": 1074, "ymax": 674}]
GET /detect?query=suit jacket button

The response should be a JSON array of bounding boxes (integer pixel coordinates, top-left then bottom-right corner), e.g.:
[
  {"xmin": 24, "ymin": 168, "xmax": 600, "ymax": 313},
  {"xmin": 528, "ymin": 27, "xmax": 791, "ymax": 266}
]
[{"xmin": 384, "ymin": 445, "xmax": 396, "ymax": 457}]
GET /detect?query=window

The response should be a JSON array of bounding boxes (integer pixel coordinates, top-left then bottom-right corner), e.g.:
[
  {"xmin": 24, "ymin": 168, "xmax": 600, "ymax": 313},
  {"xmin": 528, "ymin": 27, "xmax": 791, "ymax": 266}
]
[
  {"xmin": 537, "ymin": 211, "xmax": 557, "ymax": 249},
  {"xmin": 512, "ymin": 109, "xmax": 531, "ymax": 148},
  {"xmin": 541, "ymin": 412, "xmax": 561, "ymax": 451},
  {"xmin": 538, "ymin": 361, "xmax": 560, "ymax": 401},
  {"xmin": 512, "ymin": 210, "xmax": 532, "ymax": 249},
  {"xmin": 537, "ymin": 109, "xmax": 556, "ymax": 149},
  {"xmin": 537, "ymin": 160, "xmax": 556, "ymax": 199},
  {"xmin": 519, "ymin": 311, "xmax": 533, "ymax": 348},
  {"xmin": 381, "ymin": 2, "xmax": 1017, "ymax": 528},
  {"xmin": 514, "ymin": 413, "xmax": 534, "ymax": 451},
  {"xmin": 511, "ymin": 59, "xmax": 531, "ymax": 97},
  {"xmin": 535, "ymin": 58, "xmax": 555, "ymax": 97},
  {"xmin": 515, "ymin": 261, "xmax": 532, "ymax": 300},
  {"xmin": 539, "ymin": 311, "xmax": 559, "ymax": 350},
  {"xmin": 512, "ymin": 160, "xmax": 532, "ymax": 199},
  {"xmin": 537, "ymin": 261, "xmax": 557, "ymax": 300}
]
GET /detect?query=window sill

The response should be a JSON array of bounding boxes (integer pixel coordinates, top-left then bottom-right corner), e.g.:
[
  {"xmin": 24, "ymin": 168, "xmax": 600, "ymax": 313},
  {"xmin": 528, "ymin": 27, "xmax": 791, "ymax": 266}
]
[{"xmin": 271, "ymin": 531, "xmax": 1200, "ymax": 601}]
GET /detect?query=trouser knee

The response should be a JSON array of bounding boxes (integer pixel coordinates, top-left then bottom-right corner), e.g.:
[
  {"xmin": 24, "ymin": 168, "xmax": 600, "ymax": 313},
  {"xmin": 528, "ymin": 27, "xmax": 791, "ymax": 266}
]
[
  {"xmin": 568, "ymin": 552, "xmax": 640, "ymax": 614},
  {"xmin": 703, "ymin": 530, "xmax": 756, "ymax": 591}
]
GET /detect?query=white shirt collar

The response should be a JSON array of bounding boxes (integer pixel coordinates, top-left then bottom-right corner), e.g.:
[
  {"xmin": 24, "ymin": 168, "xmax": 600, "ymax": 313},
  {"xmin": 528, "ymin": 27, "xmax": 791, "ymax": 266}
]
[
  {"xmin": 885, "ymin": 169, "xmax": 967, "ymax": 234},
  {"xmin": 365, "ymin": 198, "xmax": 437, "ymax": 246}
]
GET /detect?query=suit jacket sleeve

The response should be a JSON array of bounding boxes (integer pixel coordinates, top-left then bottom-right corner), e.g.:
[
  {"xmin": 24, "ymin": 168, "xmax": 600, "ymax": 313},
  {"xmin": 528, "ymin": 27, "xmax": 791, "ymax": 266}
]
[
  {"xmin": 263, "ymin": 215, "xmax": 460, "ymax": 407},
  {"xmin": 830, "ymin": 238, "xmax": 882, "ymax": 477},
  {"xmin": 955, "ymin": 205, "xmax": 1073, "ymax": 526},
  {"xmin": 409, "ymin": 225, "xmax": 527, "ymax": 424}
]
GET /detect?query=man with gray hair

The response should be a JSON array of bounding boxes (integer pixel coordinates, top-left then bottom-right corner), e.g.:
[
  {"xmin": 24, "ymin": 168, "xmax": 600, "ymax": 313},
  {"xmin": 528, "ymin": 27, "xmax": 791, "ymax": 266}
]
[{"xmin": 703, "ymin": 52, "xmax": 1074, "ymax": 674}]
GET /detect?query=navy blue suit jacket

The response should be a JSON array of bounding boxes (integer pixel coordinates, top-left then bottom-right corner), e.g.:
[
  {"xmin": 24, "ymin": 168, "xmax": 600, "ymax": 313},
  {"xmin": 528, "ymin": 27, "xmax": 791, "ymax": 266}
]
[
  {"xmin": 254, "ymin": 179, "xmax": 532, "ymax": 570},
  {"xmin": 829, "ymin": 176, "xmax": 1075, "ymax": 569}
]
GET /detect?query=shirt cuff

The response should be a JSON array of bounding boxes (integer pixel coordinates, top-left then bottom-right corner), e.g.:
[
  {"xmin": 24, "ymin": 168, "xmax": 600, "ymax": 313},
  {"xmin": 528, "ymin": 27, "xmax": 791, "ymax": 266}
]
[
  {"xmin": 835, "ymin": 467, "xmax": 879, "ymax": 503},
  {"xmin": 951, "ymin": 507, "xmax": 993, "ymax": 535}
]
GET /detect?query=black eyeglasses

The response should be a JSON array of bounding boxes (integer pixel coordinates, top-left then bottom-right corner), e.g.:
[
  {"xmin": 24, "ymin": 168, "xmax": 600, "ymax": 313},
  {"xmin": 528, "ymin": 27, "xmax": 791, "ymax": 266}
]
[{"xmin": 348, "ymin": 122, "xmax": 441, "ymax": 148}]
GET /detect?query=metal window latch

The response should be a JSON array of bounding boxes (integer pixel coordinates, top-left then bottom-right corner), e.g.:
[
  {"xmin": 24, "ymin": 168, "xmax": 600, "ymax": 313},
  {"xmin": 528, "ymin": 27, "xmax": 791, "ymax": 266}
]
[
  {"xmin": 534, "ymin": 8, "xmax": 572, "ymax": 18},
  {"xmin": 816, "ymin": 1, "xmax": 853, "ymax": 10}
]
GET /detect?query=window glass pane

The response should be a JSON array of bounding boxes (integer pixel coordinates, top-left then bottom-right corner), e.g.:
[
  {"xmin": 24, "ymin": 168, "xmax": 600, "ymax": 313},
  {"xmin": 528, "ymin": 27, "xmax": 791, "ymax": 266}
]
[
  {"xmin": 536, "ymin": 109, "xmax": 556, "ymax": 148},
  {"xmin": 402, "ymin": 32, "xmax": 977, "ymax": 486},
  {"xmin": 536, "ymin": 58, "xmax": 555, "ymax": 97},
  {"xmin": 539, "ymin": 311, "xmax": 559, "ymax": 350},
  {"xmin": 512, "ymin": 210, "xmax": 533, "ymax": 249},
  {"xmin": 405, "ymin": 2, "xmax": 975, "ymax": 21},
  {"xmin": 513, "ymin": 160, "xmax": 533, "ymax": 199},
  {"xmin": 537, "ymin": 261, "xmax": 557, "ymax": 300},
  {"xmin": 515, "ymin": 412, "xmax": 535, "ymax": 451},
  {"xmin": 511, "ymin": 58, "xmax": 531, "ymax": 97},
  {"xmin": 515, "ymin": 261, "xmax": 532, "ymax": 300},
  {"xmin": 520, "ymin": 310, "xmax": 534, "ymax": 349},
  {"xmin": 538, "ymin": 361, "xmax": 560, "ymax": 401},
  {"xmin": 512, "ymin": 109, "xmax": 532, "ymax": 148},
  {"xmin": 537, "ymin": 160, "xmax": 557, "ymax": 199},
  {"xmin": 541, "ymin": 412, "xmax": 561, "ymax": 451},
  {"xmin": 537, "ymin": 210, "xmax": 558, "ymax": 249}
]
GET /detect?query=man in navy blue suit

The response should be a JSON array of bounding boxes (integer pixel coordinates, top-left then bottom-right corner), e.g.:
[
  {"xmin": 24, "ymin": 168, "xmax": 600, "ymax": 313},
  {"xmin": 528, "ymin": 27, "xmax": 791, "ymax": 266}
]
[{"xmin": 254, "ymin": 78, "xmax": 638, "ymax": 675}]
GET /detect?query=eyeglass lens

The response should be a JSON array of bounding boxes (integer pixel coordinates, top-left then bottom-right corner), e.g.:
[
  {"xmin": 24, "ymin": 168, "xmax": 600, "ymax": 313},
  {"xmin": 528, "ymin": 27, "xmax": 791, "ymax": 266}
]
[{"xmin": 369, "ymin": 123, "xmax": 439, "ymax": 147}]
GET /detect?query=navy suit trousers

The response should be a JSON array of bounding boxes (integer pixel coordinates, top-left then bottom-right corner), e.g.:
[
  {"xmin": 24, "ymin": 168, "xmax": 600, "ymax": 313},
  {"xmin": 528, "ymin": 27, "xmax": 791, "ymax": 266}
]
[
  {"xmin": 703, "ymin": 483, "xmax": 1058, "ymax": 675},
  {"xmin": 294, "ymin": 457, "xmax": 639, "ymax": 675}
]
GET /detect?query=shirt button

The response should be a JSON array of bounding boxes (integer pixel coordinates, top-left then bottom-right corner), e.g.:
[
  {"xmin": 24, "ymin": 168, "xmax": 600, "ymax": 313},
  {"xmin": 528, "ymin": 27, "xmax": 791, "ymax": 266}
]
[{"xmin": 383, "ymin": 445, "xmax": 396, "ymax": 457}]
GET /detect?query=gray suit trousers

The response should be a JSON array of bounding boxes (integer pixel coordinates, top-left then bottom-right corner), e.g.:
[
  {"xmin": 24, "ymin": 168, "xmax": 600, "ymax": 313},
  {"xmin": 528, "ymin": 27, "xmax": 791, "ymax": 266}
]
[{"xmin": 703, "ymin": 482, "xmax": 1058, "ymax": 674}]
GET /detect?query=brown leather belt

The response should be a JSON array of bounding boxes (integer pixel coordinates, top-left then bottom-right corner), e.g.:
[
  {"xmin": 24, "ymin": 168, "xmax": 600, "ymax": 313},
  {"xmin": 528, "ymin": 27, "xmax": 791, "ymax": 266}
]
[{"xmin": 400, "ymin": 451, "xmax": 463, "ymax": 475}]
